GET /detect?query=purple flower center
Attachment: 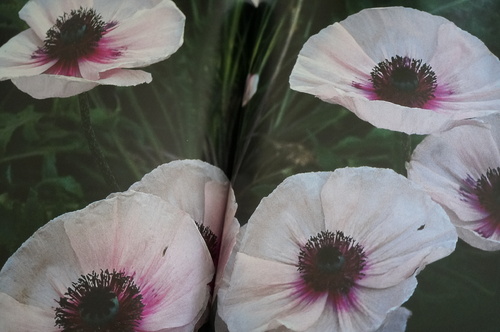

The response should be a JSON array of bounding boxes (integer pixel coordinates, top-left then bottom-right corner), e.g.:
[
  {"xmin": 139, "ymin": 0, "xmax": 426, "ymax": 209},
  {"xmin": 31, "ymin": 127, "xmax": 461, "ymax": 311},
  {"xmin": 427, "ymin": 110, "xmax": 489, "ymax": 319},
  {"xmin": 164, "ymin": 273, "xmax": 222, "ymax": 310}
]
[
  {"xmin": 370, "ymin": 55, "xmax": 437, "ymax": 108},
  {"xmin": 475, "ymin": 168, "xmax": 500, "ymax": 214},
  {"xmin": 55, "ymin": 270, "xmax": 144, "ymax": 331},
  {"xmin": 461, "ymin": 167, "xmax": 500, "ymax": 238},
  {"xmin": 298, "ymin": 230, "xmax": 366, "ymax": 297},
  {"xmin": 42, "ymin": 7, "xmax": 106, "ymax": 62}
]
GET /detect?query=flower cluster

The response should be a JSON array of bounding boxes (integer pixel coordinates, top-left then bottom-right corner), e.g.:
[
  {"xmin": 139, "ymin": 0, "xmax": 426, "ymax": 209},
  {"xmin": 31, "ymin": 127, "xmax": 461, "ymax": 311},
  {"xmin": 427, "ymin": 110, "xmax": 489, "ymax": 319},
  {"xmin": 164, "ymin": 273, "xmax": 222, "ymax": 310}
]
[{"xmin": 0, "ymin": 2, "xmax": 498, "ymax": 332}]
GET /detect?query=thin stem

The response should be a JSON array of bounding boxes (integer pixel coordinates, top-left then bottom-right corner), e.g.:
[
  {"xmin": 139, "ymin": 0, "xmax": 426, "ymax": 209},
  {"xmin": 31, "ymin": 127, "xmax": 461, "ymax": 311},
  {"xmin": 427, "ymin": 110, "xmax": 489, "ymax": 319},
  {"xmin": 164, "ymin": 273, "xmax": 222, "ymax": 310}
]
[
  {"xmin": 79, "ymin": 92, "xmax": 120, "ymax": 191},
  {"xmin": 396, "ymin": 132, "xmax": 412, "ymax": 176}
]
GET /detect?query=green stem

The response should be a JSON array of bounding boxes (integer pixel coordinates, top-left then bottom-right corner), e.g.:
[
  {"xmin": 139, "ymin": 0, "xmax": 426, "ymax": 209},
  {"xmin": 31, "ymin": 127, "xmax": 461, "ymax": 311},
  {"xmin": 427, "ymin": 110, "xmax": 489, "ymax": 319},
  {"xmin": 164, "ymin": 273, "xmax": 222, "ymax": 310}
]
[
  {"xmin": 79, "ymin": 92, "xmax": 120, "ymax": 191},
  {"xmin": 396, "ymin": 132, "xmax": 412, "ymax": 176}
]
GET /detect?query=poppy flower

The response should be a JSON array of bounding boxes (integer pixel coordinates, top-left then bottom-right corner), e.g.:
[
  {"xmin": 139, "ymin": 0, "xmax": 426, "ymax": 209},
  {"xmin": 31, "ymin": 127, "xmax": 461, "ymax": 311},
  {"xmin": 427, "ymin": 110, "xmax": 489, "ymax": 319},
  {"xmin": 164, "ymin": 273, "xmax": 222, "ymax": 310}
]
[
  {"xmin": 0, "ymin": 0, "xmax": 185, "ymax": 99},
  {"xmin": 407, "ymin": 114, "xmax": 500, "ymax": 251},
  {"xmin": 289, "ymin": 7, "xmax": 500, "ymax": 134},
  {"xmin": 128, "ymin": 160, "xmax": 240, "ymax": 298},
  {"xmin": 0, "ymin": 191, "xmax": 214, "ymax": 331},
  {"xmin": 217, "ymin": 167, "xmax": 457, "ymax": 331}
]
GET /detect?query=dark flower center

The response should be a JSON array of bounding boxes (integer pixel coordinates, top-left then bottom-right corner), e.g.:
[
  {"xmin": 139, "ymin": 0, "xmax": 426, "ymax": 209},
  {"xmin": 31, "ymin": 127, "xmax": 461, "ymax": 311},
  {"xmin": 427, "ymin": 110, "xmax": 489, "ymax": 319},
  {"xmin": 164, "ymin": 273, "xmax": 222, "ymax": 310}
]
[
  {"xmin": 475, "ymin": 167, "xmax": 500, "ymax": 221},
  {"xmin": 370, "ymin": 55, "xmax": 437, "ymax": 108},
  {"xmin": 196, "ymin": 222, "xmax": 219, "ymax": 266},
  {"xmin": 42, "ymin": 7, "xmax": 106, "ymax": 61},
  {"xmin": 55, "ymin": 270, "xmax": 144, "ymax": 331},
  {"xmin": 298, "ymin": 230, "xmax": 366, "ymax": 295}
]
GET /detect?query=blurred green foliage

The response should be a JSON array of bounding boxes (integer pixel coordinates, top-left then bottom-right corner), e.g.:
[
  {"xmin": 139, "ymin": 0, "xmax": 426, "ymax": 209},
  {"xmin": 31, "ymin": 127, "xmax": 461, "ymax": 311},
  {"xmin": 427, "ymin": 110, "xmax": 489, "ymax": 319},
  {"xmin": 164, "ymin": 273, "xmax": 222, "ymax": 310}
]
[{"xmin": 0, "ymin": 0, "xmax": 499, "ymax": 331}]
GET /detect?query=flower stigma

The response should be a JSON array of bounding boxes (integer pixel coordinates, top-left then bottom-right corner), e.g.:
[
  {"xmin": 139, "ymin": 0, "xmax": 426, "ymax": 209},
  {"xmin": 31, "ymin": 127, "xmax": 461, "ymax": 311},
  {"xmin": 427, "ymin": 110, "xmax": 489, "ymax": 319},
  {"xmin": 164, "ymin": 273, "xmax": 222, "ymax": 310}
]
[
  {"xmin": 55, "ymin": 269, "xmax": 144, "ymax": 331},
  {"xmin": 298, "ymin": 230, "xmax": 366, "ymax": 296},
  {"xmin": 370, "ymin": 55, "xmax": 437, "ymax": 108}
]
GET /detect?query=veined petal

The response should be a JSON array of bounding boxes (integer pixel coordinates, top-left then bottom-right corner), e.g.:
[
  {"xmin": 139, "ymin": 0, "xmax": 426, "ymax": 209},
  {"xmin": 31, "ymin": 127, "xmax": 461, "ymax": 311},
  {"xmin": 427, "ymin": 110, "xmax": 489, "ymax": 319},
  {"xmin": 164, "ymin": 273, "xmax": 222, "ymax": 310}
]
[
  {"xmin": 0, "ymin": 29, "xmax": 55, "ymax": 80},
  {"xmin": 375, "ymin": 307, "xmax": 412, "ymax": 332},
  {"xmin": 239, "ymin": 172, "xmax": 331, "ymax": 264},
  {"xmin": 408, "ymin": 114, "xmax": 500, "ymax": 250},
  {"xmin": 0, "ymin": 213, "xmax": 83, "ymax": 308},
  {"xmin": 320, "ymin": 167, "xmax": 456, "ymax": 288},
  {"xmin": 11, "ymin": 74, "xmax": 98, "ymax": 99},
  {"xmin": 95, "ymin": 0, "xmax": 185, "ymax": 70},
  {"xmin": 0, "ymin": 191, "xmax": 214, "ymax": 331},
  {"xmin": 219, "ymin": 254, "xmax": 327, "ymax": 332},
  {"xmin": 3, "ymin": 0, "xmax": 185, "ymax": 98},
  {"xmin": 0, "ymin": 293, "xmax": 56, "ymax": 331},
  {"xmin": 290, "ymin": 6, "xmax": 500, "ymax": 134}
]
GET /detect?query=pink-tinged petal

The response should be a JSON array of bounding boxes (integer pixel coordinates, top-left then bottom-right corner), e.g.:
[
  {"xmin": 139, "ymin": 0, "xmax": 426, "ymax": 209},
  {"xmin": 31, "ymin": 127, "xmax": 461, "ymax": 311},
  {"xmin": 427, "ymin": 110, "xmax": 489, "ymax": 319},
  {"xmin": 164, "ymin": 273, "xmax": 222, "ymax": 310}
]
[
  {"xmin": 12, "ymin": 74, "xmax": 98, "ymax": 99},
  {"xmin": 456, "ymin": 227, "xmax": 500, "ymax": 251},
  {"xmin": 214, "ymin": 188, "xmax": 240, "ymax": 298},
  {"xmin": 290, "ymin": 7, "xmax": 500, "ymax": 134},
  {"xmin": 0, "ymin": 29, "xmax": 55, "ymax": 80},
  {"xmin": 129, "ymin": 160, "xmax": 240, "ymax": 299},
  {"xmin": 431, "ymin": 23, "xmax": 500, "ymax": 111},
  {"xmin": 137, "ymin": 207, "xmax": 214, "ymax": 329},
  {"xmin": 129, "ymin": 160, "xmax": 230, "ymax": 228},
  {"xmin": 408, "ymin": 120, "xmax": 499, "ymax": 222},
  {"xmin": 339, "ymin": 7, "xmax": 448, "ymax": 61},
  {"xmin": 90, "ymin": 0, "xmax": 185, "ymax": 71},
  {"xmin": 62, "ymin": 191, "xmax": 214, "ymax": 330},
  {"xmin": 0, "ymin": 293, "xmax": 56, "ymax": 331},
  {"xmin": 290, "ymin": 23, "xmax": 375, "ymax": 96},
  {"xmin": 320, "ymin": 167, "xmax": 456, "ymax": 288},
  {"xmin": 219, "ymin": 253, "xmax": 328, "ymax": 332},
  {"xmin": 239, "ymin": 172, "xmax": 331, "ymax": 264},
  {"xmin": 408, "ymin": 114, "xmax": 500, "ymax": 250},
  {"xmin": 306, "ymin": 279, "xmax": 415, "ymax": 332},
  {"xmin": 335, "ymin": 278, "xmax": 416, "ymax": 331},
  {"xmin": 0, "ymin": 213, "xmax": 83, "ymax": 308},
  {"xmin": 97, "ymin": 68, "xmax": 152, "ymax": 86},
  {"xmin": 375, "ymin": 307, "xmax": 412, "ymax": 332}
]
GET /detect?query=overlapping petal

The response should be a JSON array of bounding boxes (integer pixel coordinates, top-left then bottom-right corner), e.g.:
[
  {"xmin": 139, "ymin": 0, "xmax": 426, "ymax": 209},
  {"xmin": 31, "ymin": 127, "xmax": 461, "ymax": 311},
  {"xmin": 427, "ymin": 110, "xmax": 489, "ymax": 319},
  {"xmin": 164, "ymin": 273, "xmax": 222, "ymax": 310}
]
[
  {"xmin": 128, "ymin": 160, "xmax": 240, "ymax": 298},
  {"xmin": 218, "ymin": 167, "xmax": 456, "ymax": 331},
  {"xmin": 408, "ymin": 114, "xmax": 500, "ymax": 250},
  {"xmin": 290, "ymin": 7, "xmax": 500, "ymax": 134},
  {"xmin": 0, "ymin": 191, "xmax": 214, "ymax": 331}
]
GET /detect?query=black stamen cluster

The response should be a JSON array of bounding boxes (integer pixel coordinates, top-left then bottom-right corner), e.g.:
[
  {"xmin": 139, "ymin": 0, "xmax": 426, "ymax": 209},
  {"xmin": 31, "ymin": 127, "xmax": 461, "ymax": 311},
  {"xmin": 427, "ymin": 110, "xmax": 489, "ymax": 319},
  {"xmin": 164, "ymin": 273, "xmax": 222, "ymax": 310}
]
[
  {"xmin": 298, "ymin": 230, "xmax": 366, "ymax": 295},
  {"xmin": 475, "ymin": 167, "xmax": 500, "ymax": 221},
  {"xmin": 55, "ymin": 269, "xmax": 144, "ymax": 331},
  {"xmin": 370, "ymin": 55, "xmax": 437, "ymax": 108},
  {"xmin": 42, "ymin": 7, "xmax": 106, "ymax": 61}
]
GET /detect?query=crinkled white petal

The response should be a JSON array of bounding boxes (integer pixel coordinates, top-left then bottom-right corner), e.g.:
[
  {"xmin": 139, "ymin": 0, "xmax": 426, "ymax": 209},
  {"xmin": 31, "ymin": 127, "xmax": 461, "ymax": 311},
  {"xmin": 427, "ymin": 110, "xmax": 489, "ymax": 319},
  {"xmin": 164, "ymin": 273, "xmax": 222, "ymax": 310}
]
[
  {"xmin": 0, "ymin": 191, "xmax": 214, "ymax": 330},
  {"xmin": 238, "ymin": 172, "xmax": 331, "ymax": 264},
  {"xmin": 3, "ymin": 0, "xmax": 185, "ymax": 98},
  {"xmin": 11, "ymin": 75, "xmax": 99, "ymax": 99},
  {"xmin": 128, "ymin": 160, "xmax": 240, "ymax": 299},
  {"xmin": 290, "ymin": 7, "xmax": 500, "ymax": 134},
  {"xmin": 219, "ymin": 167, "xmax": 455, "ymax": 331},
  {"xmin": 408, "ymin": 114, "xmax": 500, "ymax": 250},
  {"xmin": 0, "ymin": 29, "xmax": 54, "ymax": 80},
  {"xmin": 0, "ymin": 212, "xmax": 83, "ymax": 308},
  {"xmin": 0, "ymin": 293, "xmax": 56, "ymax": 331},
  {"xmin": 93, "ymin": 0, "xmax": 185, "ymax": 70},
  {"xmin": 375, "ymin": 307, "xmax": 412, "ymax": 332},
  {"xmin": 320, "ymin": 167, "xmax": 457, "ymax": 288},
  {"xmin": 219, "ymin": 253, "xmax": 328, "ymax": 332}
]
